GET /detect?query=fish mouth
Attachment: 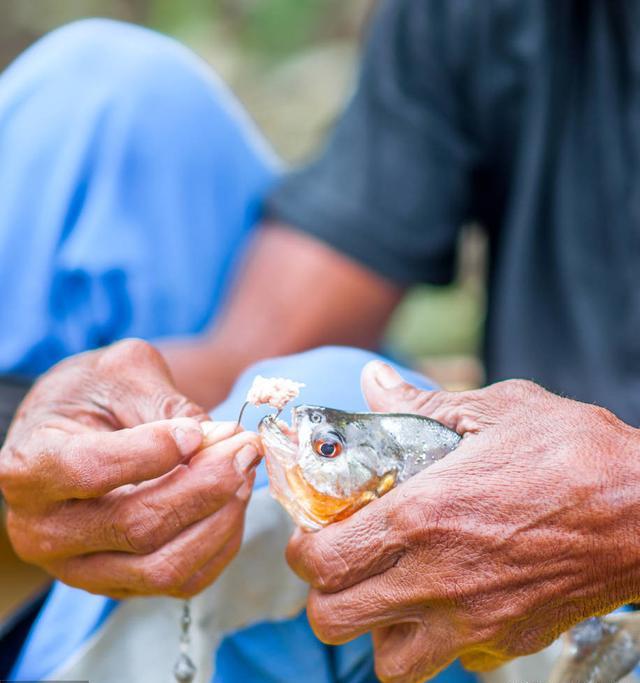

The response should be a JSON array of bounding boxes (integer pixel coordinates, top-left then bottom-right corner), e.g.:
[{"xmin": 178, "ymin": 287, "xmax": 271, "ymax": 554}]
[
  {"xmin": 258, "ymin": 412, "xmax": 357, "ymax": 532},
  {"xmin": 258, "ymin": 414, "xmax": 299, "ymax": 456},
  {"xmin": 258, "ymin": 412, "xmax": 389, "ymax": 532},
  {"xmin": 257, "ymin": 414, "xmax": 300, "ymax": 503}
]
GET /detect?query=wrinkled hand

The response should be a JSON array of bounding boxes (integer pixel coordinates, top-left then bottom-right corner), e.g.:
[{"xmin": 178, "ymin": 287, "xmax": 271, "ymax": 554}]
[
  {"xmin": 0, "ymin": 339, "xmax": 261, "ymax": 598},
  {"xmin": 287, "ymin": 361, "xmax": 640, "ymax": 683}
]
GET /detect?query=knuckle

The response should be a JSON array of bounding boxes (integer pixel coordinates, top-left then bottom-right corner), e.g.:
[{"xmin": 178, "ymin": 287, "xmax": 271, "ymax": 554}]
[
  {"xmin": 190, "ymin": 482, "xmax": 225, "ymax": 516},
  {"xmin": 0, "ymin": 430, "xmax": 50, "ymax": 496},
  {"xmin": 151, "ymin": 389, "xmax": 201, "ymax": 420},
  {"xmin": 123, "ymin": 523, "xmax": 158, "ymax": 555},
  {"xmin": 309, "ymin": 541, "xmax": 351, "ymax": 592},
  {"xmin": 58, "ymin": 444, "xmax": 98, "ymax": 497},
  {"xmin": 101, "ymin": 338, "xmax": 161, "ymax": 370},
  {"xmin": 203, "ymin": 463, "xmax": 243, "ymax": 501},
  {"xmin": 152, "ymin": 426, "xmax": 186, "ymax": 462},
  {"xmin": 141, "ymin": 553, "xmax": 187, "ymax": 594},
  {"xmin": 410, "ymin": 390, "xmax": 471, "ymax": 432},
  {"xmin": 307, "ymin": 594, "xmax": 339, "ymax": 643},
  {"xmin": 403, "ymin": 387, "xmax": 440, "ymax": 416},
  {"xmin": 146, "ymin": 500, "xmax": 186, "ymax": 541},
  {"xmin": 375, "ymin": 651, "xmax": 420, "ymax": 683},
  {"xmin": 6, "ymin": 512, "xmax": 56, "ymax": 564},
  {"xmin": 117, "ymin": 506, "xmax": 171, "ymax": 554},
  {"xmin": 398, "ymin": 382, "xmax": 424, "ymax": 404},
  {"xmin": 590, "ymin": 403, "xmax": 621, "ymax": 431},
  {"xmin": 455, "ymin": 414, "xmax": 483, "ymax": 434},
  {"xmin": 498, "ymin": 378, "xmax": 537, "ymax": 399}
]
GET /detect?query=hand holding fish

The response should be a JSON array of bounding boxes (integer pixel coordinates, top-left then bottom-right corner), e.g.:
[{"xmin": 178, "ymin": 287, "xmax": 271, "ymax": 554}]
[
  {"xmin": 0, "ymin": 339, "xmax": 262, "ymax": 598},
  {"xmin": 287, "ymin": 361, "xmax": 640, "ymax": 683}
]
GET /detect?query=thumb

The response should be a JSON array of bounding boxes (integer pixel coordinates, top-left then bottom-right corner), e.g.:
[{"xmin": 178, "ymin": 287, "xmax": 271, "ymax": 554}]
[
  {"xmin": 361, "ymin": 360, "xmax": 439, "ymax": 415},
  {"xmin": 361, "ymin": 360, "xmax": 477, "ymax": 434},
  {"xmin": 362, "ymin": 361, "xmax": 502, "ymax": 435}
]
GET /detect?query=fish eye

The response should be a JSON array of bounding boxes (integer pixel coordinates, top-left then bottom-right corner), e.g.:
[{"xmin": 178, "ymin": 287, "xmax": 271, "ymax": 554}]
[
  {"xmin": 312, "ymin": 438, "xmax": 342, "ymax": 458},
  {"xmin": 310, "ymin": 411, "xmax": 323, "ymax": 424}
]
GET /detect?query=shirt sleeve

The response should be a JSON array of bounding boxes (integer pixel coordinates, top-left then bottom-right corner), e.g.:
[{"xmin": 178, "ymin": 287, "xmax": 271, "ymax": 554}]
[{"xmin": 266, "ymin": 0, "xmax": 477, "ymax": 285}]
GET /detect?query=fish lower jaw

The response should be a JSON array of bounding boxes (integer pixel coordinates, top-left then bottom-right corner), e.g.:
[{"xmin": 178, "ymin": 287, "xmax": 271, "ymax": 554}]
[{"xmin": 275, "ymin": 466, "xmax": 398, "ymax": 531}]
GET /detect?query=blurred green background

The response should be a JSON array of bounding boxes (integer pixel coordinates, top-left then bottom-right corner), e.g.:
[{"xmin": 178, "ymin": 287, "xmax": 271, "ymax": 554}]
[{"xmin": 0, "ymin": 0, "xmax": 484, "ymax": 620}]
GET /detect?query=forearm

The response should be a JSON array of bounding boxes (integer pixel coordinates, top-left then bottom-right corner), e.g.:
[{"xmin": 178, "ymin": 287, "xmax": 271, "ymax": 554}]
[{"xmin": 162, "ymin": 222, "xmax": 404, "ymax": 408}]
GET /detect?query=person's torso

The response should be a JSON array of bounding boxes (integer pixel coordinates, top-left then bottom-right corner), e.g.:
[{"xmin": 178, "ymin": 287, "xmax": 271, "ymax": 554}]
[{"xmin": 465, "ymin": 0, "xmax": 640, "ymax": 424}]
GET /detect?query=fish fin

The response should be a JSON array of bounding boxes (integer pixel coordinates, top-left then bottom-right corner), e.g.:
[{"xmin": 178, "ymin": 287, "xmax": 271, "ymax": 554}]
[{"xmin": 375, "ymin": 473, "xmax": 397, "ymax": 497}]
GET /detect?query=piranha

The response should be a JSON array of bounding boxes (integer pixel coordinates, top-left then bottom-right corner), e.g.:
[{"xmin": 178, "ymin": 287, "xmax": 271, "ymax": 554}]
[
  {"xmin": 259, "ymin": 400, "xmax": 640, "ymax": 683},
  {"xmin": 258, "ymin": 404, "xmax": 461, "ymax": 532}
]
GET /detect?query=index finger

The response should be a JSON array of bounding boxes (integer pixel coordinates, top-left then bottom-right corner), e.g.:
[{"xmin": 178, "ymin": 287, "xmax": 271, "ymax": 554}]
[
  {"xmin": 3, "ymin": 417, "xmax": 205, "ymax": 502},
  {"xmin": 286, "ymin": 491, "xmax": 408, "ymax": 593}
]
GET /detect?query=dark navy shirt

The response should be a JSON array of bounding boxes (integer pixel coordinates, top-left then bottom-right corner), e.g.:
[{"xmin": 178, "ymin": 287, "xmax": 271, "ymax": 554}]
[{"xmin": 268, "ymin": 0, "xmax": 640, "ymax": 426}]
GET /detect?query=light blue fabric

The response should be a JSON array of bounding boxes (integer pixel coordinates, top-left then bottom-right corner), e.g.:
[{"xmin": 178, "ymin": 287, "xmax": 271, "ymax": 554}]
[
  {"xmin": 8, "ymin": 584, "xmax": 119, "ymax": 680},
  {"xmin": 0, "ymin": 18, "xmax": 276, "ymax": 376},
  {"xmin": 3, "ymin": 20, "xmax": 475, "ymax": 683}
]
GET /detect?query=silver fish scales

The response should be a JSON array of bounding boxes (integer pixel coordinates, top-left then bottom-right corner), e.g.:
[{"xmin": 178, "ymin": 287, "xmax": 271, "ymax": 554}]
[
  {"xmin": 259, "ymin": 404, "xmax": 460, "ymax": 531},
  {"xmin": 260, "ymin": 403, "xmax": 640, "ymax": 683}
]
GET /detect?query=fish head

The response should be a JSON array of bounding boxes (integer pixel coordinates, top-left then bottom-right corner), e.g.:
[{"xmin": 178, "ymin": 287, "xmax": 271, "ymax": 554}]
[
  {"xmin": 293, "ymin": 405, "xmax": 405, "ymax": 496},
  {"xmin": 259, "ymin": 404, "xmax": 460, "ymax": 531}
]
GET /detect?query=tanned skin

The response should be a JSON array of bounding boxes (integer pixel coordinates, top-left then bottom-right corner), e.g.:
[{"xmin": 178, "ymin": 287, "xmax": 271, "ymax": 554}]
[
  {"xmin": 3, "ymin": 222, "xmax": 639, "ymax": 683},
  {"xmin": 161, "ymin": 221, "xmax": 405, "ymax": 408},
  {"xmin": 0, "ymin": 221, "xmax": 402, "ymax": 598}
]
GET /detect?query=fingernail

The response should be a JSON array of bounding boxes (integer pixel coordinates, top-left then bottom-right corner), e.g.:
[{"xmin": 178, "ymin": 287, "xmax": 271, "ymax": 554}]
[
  {"xmin": 202, "ymin": 421, "xmax": 217, "ymax": 440},
  {"xmin": 171, "ymin": 418, "xmax": 203, "ymax": 457},
  {"xmin": 201, "ymin": 420, "xmax": 237, "ymax": 447},
  {"xmin": 236, "ymin": 474, "xmax": 255, "ymax": 501},
  {"xmin": 235, "ymin": 444, "xmax": 261, "ymax": 476},
  {"xmin": 370, "ymin": 361, "xmax": 404, "ymax": 390}
]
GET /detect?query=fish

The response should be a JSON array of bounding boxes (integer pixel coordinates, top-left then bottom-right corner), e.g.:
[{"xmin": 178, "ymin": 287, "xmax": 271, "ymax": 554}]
[
  {"xmin": 258, "ymin": 404, "xmax": 461, "ymax": 532},
  {"xmin": 259, "ymin": 402, "xmax": 640, "ymax": 683},
  {"xmin": 549, "ymin": 614, "xmax": 640, "ymax": 683}
]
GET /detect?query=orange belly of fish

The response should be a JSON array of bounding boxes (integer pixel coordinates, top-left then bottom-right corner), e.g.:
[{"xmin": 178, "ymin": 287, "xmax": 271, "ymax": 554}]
[{"xmin": 285, "ymin": 465, "xmax": 397, "ymax": 527}]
